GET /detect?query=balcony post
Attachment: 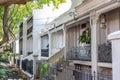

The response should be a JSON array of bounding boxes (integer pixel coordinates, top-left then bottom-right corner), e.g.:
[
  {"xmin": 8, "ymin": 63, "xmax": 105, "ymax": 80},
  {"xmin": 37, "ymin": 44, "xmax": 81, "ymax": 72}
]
[
  {"xmin": 48, "ymin": 32, "xmax": 52, "ymax": 57},
  {"xmin": 90, "ymin": 11, "xmax": 100, "ymax": 80},
  {"xmin": 22, "ymin": 18, "xmax": 27, "ymax": 57},
  {"xmin": 20, "ymin": 55, "xmax": 23, "ymax": 70},
  {"xmin": 108, "ymin": 31, "xmax": 120, "ymax": 80},
  {"xmin": 64, "ymin": 27, "xmax": 67, "ymax": 60},
  {"xmin": 33, "ymin": 54, "xmax": 38, "ymax": 79}
]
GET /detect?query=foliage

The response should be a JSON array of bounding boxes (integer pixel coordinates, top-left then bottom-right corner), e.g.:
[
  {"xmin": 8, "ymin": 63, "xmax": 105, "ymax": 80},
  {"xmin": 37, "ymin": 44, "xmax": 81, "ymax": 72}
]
[
  {"xmin": 78, "ymin": 29, "xmax": 91, "ymax": 44},
  {"xmin": 0, "ymin": 0, "xmax": 66, "ymax": 77},
  {"xmin": 0, "ymin": 52, "xmax": 9, "ymax": 63},
  {"xmin": 39, "ymin": 62, "xmax": 50, "ymax": 80},
  {"xmin": 0, "ymin": 66, "xmax": 11, "ymax": 78},
  {"xmin": 0, "ymin": 0, "xmax": 66, "ymax": 45},
  {"xmin": 0, "ymin": 51, "xmax": 20, "ymax": 78},
  {"xmin": 9, "ymin": 53, "xmax": 19, "ymax": 57},
  {"xmin": 0, "ymin": 52, "xmax": 11, "ymax": 78}
]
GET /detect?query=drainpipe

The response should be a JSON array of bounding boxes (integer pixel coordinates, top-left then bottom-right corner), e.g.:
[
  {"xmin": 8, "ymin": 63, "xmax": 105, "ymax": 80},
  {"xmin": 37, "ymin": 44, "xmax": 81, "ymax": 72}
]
[{"xmin": 108, "ymin": 31, "xmax": 120, "ymax": 80}]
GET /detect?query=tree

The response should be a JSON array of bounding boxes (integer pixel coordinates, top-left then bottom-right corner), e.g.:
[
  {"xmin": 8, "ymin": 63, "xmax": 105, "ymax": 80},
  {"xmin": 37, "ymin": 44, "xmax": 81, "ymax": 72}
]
[{"xmin": 0, "ymin": 0, "xmax": 66, "ymax": 46}]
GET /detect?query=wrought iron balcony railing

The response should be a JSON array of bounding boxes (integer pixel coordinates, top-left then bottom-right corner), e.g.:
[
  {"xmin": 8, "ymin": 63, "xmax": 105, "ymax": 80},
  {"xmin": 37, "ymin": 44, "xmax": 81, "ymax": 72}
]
[
  {"xmin": 41, "ymin": 49, "xmax": 49, "ymax": 57},
  {"xmin": 67, "ymin": 45, "xmax": 91, "ymax": 61},
  {"xmin": 22, "ymin": 59, "xmax": 33, "ymax": 74},
  {"xmin": 98, "ymin": 42, "xmax": 112, "ymax": 63}
]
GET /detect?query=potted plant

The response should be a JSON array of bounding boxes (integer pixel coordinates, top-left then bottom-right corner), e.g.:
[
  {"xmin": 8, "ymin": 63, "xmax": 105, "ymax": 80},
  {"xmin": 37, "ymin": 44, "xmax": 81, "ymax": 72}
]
[
  {"xmin": 78, "ymin": 29, "xmax": 91, "ymax": 46},
  {"xmin": 78, "ymin": 29, "xmax": 91, "ymax": 59}
]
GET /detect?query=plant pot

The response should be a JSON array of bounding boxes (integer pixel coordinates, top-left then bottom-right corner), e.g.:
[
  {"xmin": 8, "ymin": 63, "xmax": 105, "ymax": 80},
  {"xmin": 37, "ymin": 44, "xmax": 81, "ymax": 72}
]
[{"xmin": 81, "ymin": 43, "xmax": 90, "ymax": 47}]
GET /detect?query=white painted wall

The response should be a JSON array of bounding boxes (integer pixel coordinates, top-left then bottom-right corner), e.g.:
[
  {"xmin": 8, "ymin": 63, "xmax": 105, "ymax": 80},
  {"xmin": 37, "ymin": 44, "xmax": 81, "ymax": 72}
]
[
  {"xmin": 22, "ymin": 9, "xmax": 50, "ymax": 60},
  {"xmin": 51, "ymin": 29, "xmax": 64, "ymax": 55},
  {"xmin": 32, "ymin": 10, "xmax": 46, "ymax": 59},
  {"xmin": 108, "ymin": 31, "xmax": 120, "ymax": 80},
  {"xmin": 52, "ymin": 30, "xmax": 64, "ymax": 48},
  {"xmin": 27, "ymin": 37, "xmax": 33, "ymax": 53},
  {"xmin": 13, "ymin": 40, "xmax": 19, "ymax": 53}
]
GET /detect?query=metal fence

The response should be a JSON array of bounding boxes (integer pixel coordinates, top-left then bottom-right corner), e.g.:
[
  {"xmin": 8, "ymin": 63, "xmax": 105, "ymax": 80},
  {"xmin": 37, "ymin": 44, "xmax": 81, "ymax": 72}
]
[
  {"xmin": 40, "ymin": 66, "xmax": 112, "ymax": 80},
  {"xmin": 41, "ymin": 49, "xmax": 49, "ymax": 57},
  {"xmin": 67, "ymin": 46, "xmax": 91, "ymax": 61},
  {"xmin": 97, "ymin": 72, "xmax": 112, "ymax": 80},
  {"xmin": 98, "ymin": 42, "xmax": 112, "ymax": 63},
  {"xmin": 22, "ymin": 59, "xmax": 33, "ymax": 74}
]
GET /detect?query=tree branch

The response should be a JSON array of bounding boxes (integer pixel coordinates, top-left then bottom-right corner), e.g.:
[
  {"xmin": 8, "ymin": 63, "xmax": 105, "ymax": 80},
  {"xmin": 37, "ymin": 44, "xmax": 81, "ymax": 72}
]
[
  {"xmin": 8, "ymin": 5, "xmax": 19, "ymax": 26},
  {"xmin": 8, "ymin": 6, "xmax": 20, "ymax": 24},
  {"xmin": 0, "ymin": 5, "xmax": 9, "ymax": 46},
  {"xmin": 0, "ymin": 0, "xmax": 29, "ymax": 5},
  {"xmin": 8, "ymin": 28, "xmax": 15, "ymax": 39},
  {"xmin": 7, "ymin": 4, "xmax": 15, "ymax": 22}
]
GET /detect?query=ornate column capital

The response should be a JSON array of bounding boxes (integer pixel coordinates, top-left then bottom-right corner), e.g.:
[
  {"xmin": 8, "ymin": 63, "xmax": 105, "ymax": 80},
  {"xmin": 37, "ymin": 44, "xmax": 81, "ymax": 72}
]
[{"xmin": 90, "ymin": 11, "xmax": 101, "ymax": 26}]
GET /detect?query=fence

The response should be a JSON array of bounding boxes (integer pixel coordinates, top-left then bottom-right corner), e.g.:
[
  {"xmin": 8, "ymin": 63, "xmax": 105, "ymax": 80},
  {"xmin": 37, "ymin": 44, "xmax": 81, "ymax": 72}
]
[
  {"xmin": 67, "ymin": 46, "xmax": 91, "ymax": 61},
  {"xmin": 98, "ymin": 42, "xmax": 112, "ymax": 63},
  {"xmin": 22, "ymin": 59, "xmax": 33, "ymax": 74},
  {"xmin": 40, "ymin": 65, "xmax": 112, "ymax": 80},
  {"xmin": 97, "ymin": 72, "xmax": 112, "ymax": 80},
  {"xmin": 41, "ymin": 49, "xmax": 49, "ymax": 57}
]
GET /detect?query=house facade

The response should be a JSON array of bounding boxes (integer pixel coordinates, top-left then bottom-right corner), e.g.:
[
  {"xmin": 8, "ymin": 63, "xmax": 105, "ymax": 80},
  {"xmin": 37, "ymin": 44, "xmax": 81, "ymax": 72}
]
[
  {"xmin": 18, "ymin": 10, "xmax": 51, "ymax": 76},
  {"xmin": 17, "ymin": 0, "xmax": 120, "ymax": 79},
  {"xmin": 18, "ymin": 0, "xmax": 83, "ymax": 78},
  {"xmin": 46, "ymin": 0, "xmax": 84, "ymax": 63},
  {"xmin": 64, "ymin": 0, "xmax": 120, "ymax": 80}
]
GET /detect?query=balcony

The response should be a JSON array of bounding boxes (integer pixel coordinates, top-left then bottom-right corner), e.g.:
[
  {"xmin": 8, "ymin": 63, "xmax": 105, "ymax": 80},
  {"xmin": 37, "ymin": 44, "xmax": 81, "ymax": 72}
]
[
  {"xmin": 98, "ymin": 43, "xmax": 112, "ymax": 63},
  {"xmin": 41, "ymin": 49, "xmax": 49, "ymax": 57},
  {"xmin": 67, "ymin": 45, "xmax": 91, "ymax": 61}
]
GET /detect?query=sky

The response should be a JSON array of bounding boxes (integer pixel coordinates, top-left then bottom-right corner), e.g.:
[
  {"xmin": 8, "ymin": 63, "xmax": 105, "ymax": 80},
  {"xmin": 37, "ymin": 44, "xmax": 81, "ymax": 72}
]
[{"xmin": 33, "ymin": 0, "xmax": 72, "ymax": 24}]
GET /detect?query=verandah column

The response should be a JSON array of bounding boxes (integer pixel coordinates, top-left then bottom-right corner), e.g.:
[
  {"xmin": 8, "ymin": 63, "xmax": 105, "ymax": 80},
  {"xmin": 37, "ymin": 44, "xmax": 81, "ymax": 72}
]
[
  {"xmin": 90, "ymin": 11, "xmax": 100, "ymax": 80},
  {"xmin": 33, "ymin": 54, "xmax": 38, "ymax": 79},
  {"xmin": 63, "ymin": 26, "xmax": 67, "ymax": 60},
  {"xmin": 48, "ymin": 31, "xmax": 52, "ymax": 57},
  {"xmin": 22, "ymin": 18, "xmax": 27, "ymax": 57},
  {"xmin": 20, "ymin": 55, "xmax": 23, "ymax": 70}
]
